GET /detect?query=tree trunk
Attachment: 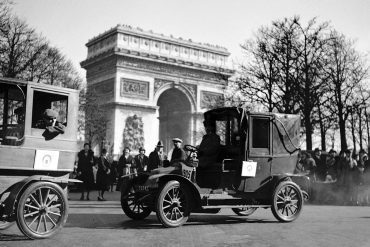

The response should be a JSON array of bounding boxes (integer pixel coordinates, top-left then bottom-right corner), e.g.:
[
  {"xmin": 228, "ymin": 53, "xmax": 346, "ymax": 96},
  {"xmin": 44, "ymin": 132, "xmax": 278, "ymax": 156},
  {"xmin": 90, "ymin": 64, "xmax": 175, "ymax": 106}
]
[
  {"xmin": 305, "ymin": 110, "xmax": 313, "ymax": 150},
  {"xmin": 318, "ymin": 105, "xmax": 326, "ymax": 151},
  {"xmin": 350, "ymin": 110, "xmax": 356, "ymax": 154},
  {"xmin": 365, "ymin": 109, "xmax": 370, "ymax": 154},
  {"xmin": 358, "ymin": 108, "xmax": 363, "ymax": 150}
]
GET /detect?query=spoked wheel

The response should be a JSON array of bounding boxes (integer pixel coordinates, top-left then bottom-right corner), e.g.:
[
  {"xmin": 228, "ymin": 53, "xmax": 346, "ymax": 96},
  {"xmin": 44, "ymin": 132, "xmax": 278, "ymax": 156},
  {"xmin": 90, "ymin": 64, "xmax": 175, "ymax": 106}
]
[
  {"xmin": 16, "ymin": 182, "xmax": 68, "ymax": 239},
  {"xmin": 0, "ymin": 220, "xmax": 15, "ymax": 230},
  {"xmin": 156, "ymin": 180, "xmax": 191, "ymax": 228},
  {"xmin": 271, "ymin": 181, "xmax": 303, "ymax": 222},
  {"xmin": 121, "ymin": 185, "xmax": 151, "ymax": 220},
  {"xmin": 232, "ymin": 207, "xmax": 257, "ymax": 216}
]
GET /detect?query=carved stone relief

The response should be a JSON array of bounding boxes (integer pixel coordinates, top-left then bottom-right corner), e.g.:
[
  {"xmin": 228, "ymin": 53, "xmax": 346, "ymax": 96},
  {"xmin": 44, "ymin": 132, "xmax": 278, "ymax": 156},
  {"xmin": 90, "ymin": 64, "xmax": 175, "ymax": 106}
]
[
  {"xmin": 120, "ymin": 78, "xmax": 149, "ymax": 99},
  {"xmin": 200, "ymin": 91, "xmax": 224, "ymax": 109}
]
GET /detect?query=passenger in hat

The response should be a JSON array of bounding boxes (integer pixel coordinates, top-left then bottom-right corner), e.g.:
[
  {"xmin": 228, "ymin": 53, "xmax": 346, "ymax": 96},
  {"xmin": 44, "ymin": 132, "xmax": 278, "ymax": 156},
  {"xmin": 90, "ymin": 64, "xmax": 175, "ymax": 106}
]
[
  {"xmin": 40, "ymin": 108, "xmax": 65, "ymax": 140},
  {"xmin": 148, "ymin": 141, "xmax": 168, "ymax": 171},
  {"xmin": 134, "ymin": 147, "xmax": 149, "ymax": 172},
  {"xmin": 169, "ymin": 137, "xmax": 187, "ymax": 163}
]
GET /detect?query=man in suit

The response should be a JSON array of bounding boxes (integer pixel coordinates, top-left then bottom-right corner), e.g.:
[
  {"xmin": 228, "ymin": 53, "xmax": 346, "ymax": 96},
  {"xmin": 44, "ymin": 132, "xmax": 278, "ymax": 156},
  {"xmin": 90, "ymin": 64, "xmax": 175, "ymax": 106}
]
[
  {"xmin": 134, "ymin": 147, "xmax": 149, "ymax": 173},
  {"xmin": 148, "ymin": 141, "xmax": 168, "ymax": 171}
]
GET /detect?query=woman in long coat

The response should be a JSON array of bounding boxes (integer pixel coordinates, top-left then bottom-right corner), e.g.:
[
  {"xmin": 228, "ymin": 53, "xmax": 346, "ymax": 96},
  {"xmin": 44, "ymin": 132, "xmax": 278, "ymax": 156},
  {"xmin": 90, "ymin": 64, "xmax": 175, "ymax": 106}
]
[
  {"xmin": 77, "ymin": 143, "xmax": 95, "ymax": 200},
  {"xmin": 96, "ymin": 149, "xmax": 111, "ymax": 201}
]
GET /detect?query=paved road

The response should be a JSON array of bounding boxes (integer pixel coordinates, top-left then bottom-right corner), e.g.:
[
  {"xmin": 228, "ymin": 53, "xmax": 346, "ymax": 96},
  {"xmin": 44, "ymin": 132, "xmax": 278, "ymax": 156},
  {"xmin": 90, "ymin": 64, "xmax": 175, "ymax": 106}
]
[{"xmin": 1, "ymin": 191, "xmax": 370, "ymax": 247}]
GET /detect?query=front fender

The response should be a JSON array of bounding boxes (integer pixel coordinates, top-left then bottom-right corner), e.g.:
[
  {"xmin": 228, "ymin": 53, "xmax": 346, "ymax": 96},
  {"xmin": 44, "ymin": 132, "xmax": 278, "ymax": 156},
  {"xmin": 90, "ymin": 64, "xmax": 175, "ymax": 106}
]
[
  {"xmin": 1, "ymin": 174, "xmax": 81, "ymax": 218},
  {"xmin": 157, "ymin": 174, "xmax": 202, "ymax": 209}
]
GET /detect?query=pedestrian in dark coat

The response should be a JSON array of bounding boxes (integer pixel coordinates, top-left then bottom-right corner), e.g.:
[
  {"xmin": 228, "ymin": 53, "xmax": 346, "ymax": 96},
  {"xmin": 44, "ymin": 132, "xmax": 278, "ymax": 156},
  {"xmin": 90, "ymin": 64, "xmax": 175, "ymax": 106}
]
[
  {"xmin": 96, "ymin": 149, "xmax": 111, "ymax": 201},
  {"xmin": 148, "ymin": 141, "xmax": 167, "ymax": 171},
  {"xmin": 76, "ymin": 143, "xmax": 95, "ymax": 200},
  {"xmin": 134, "ymin": 147, "xmax": 149, "ymax": 173},
  {"xmin": 116, "ymin": 147, "xmax": 136, "ymax": 191}
]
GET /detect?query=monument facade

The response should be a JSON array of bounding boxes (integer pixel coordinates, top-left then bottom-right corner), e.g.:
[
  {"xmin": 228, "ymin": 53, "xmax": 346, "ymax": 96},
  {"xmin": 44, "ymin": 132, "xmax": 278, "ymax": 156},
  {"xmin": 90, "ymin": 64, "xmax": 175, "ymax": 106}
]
[{"xmin": 81, "ymin": 25, "xmax": 234, "ymax": 158}]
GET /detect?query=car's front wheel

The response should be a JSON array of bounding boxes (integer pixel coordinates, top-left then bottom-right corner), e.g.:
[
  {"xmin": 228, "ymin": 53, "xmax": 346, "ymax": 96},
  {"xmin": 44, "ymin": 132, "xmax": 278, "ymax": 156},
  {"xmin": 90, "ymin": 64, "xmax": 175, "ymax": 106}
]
[
  {"xmin": 156, "ymin": 180, "xmax": 191, "ymax": 227},
  {"xmin": 271, "ymin": 181, "xmax": 303, "ymax": 222},
  {"xmin": 121, "ymin": 184, "xmax": 151, "ymax": 220}
]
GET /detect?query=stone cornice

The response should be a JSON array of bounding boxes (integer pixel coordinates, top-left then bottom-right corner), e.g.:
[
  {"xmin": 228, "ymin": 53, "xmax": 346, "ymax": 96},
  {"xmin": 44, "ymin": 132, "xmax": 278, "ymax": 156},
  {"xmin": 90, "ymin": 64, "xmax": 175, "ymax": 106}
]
[
  {"xmin": 86, "ymin": 24, "xmax": 229, "ymax": 55},
  {"xmin": 80, "ymin": 48, "xmax": 234, "ymax": 77}
]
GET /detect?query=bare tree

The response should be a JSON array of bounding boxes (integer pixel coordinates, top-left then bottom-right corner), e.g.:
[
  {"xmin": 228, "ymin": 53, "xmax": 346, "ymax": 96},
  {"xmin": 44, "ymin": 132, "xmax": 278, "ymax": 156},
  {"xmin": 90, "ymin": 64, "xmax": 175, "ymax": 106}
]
[{"xmin": 325, "ymin": 31, "xmax": 369, "ymax": 151}]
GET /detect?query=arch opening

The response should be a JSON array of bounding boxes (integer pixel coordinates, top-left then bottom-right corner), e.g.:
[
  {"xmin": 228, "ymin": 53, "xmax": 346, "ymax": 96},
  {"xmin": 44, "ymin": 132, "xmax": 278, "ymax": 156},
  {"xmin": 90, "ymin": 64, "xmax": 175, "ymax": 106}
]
[{"xmin": 157, "ymin": 88, "xmax": 192, "ymax": 153}]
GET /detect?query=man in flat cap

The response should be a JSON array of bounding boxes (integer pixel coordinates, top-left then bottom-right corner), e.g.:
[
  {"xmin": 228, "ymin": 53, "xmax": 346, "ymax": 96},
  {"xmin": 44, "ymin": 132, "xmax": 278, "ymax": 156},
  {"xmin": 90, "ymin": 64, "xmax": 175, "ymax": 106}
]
[{"xmin": 170, "ymin": 138, "xmax": 187, "ymax": 163}]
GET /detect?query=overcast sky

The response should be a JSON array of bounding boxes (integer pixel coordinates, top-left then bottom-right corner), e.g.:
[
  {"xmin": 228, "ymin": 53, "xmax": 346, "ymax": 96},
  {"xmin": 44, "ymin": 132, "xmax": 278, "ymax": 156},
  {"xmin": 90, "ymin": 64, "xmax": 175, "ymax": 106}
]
[{"xmin": 11, "ymin": 0, "xmax": 370, "ymax": 77}]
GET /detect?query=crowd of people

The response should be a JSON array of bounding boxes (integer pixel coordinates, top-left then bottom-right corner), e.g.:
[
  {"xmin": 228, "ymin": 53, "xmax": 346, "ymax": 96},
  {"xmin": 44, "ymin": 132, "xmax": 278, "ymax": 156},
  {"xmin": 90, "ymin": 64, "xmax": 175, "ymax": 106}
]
[
  {"xmin": 75, "ymin": 138, "xmax": 187, "ymax": 201},
  {"xmin": 296, "ymin": 148, "xmax": 370, "ymax": 205}
]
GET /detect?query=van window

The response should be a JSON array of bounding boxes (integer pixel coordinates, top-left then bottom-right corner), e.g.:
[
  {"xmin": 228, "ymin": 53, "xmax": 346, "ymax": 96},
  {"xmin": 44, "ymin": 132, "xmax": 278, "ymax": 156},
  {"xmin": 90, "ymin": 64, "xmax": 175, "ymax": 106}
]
[{"xmin": 32, "ymin": 91, "xmax": 68, "ymax": 129}]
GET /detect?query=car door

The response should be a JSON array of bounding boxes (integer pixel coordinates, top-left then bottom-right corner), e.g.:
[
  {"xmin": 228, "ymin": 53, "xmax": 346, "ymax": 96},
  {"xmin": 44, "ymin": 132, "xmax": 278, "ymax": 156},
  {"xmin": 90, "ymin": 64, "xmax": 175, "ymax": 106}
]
[{"xmin": 240, "ymin": 114, "xmax": 272, "ymax": 192}]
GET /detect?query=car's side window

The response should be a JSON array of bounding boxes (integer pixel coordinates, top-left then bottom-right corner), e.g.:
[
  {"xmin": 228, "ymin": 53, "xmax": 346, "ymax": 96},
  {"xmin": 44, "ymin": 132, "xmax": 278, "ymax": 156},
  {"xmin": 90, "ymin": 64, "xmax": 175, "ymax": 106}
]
[{"xmin": 252, "ymin": 118, "xmax": 269, "ymax": 148}]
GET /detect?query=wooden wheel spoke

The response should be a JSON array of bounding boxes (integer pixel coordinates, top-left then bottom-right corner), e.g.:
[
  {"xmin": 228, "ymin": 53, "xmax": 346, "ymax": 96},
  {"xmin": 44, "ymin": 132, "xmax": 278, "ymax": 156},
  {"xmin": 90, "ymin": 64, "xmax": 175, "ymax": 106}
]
[
  {"xmin": 46, "ymin": 214, "xmax": 57, "ymax": 226},
  {"xmin": 48, "ymin": 203, "xmax": 62, "ymax": 209},
  {"xmin": 24, "ymin": 210, "xmax": 39, "ymax": 218},
  {"xmin": 28, "ymin": 215, "xmax": 40, "ymax": 228},
  {"xmin": 43, "ymin": 215, "xmax": 48, "ymax": 232},
  {"xmin": 30, "ymin": 194, "xmax": 41, "ymax": 208},
  {"xmin": 43, "ymin": 189, "xmax": 50, "ymax": 206},
  {"xmin": 36, "ymin": 215, "xmax": 42, "ymax": 232},
  {"xmin": 48, "ymin": 211, "xmax": 61, "ymax": 217},
  {"xmin": 277, "ymin": 194, "xmax": 285, "ymax": 201},
  {"xmin": 46, "ymin": 195, "xmax": 57, "ymax": 207},
  {"xmin": 25, "ymin": 203, "xmax": 40, "ymax": 211}
]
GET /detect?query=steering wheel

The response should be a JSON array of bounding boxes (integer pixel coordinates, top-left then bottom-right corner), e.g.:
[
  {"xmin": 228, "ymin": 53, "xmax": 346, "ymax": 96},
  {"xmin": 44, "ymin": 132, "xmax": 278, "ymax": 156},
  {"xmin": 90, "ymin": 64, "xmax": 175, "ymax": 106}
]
[{"xmin": 184, "ymin": 145, "xmax": 198, "ymax": 153}]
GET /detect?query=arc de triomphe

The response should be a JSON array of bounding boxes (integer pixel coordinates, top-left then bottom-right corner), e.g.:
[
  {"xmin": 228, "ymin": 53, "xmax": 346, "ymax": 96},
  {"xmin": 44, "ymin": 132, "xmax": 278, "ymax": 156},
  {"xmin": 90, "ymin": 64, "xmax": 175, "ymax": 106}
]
[{"xmin": 81, "ymin": 25, "xmax": 234, "ymax": 158}]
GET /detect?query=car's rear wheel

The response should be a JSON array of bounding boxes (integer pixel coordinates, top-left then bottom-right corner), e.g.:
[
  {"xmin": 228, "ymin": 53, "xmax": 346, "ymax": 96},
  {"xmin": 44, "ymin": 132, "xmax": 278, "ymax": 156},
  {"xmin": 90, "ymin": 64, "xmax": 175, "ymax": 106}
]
[
  {"xmin": 156, "ymin": 180, "xmax": 191, "ymax": 227},
  {"xmin": 232, "ymin": 207, "xmax": 257, "ymax": 216},
  {"xmin": 121, "ymin": 184, "xmax": 151, "ymax": 220},
  {"xmin": 271, "ymin": 181, "xmax": 303, "ymax": 222}
]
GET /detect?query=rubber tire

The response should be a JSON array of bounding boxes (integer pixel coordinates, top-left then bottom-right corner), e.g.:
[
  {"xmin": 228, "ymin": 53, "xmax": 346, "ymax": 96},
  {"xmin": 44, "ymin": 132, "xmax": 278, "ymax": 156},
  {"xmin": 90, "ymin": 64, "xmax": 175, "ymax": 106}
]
[
  {"xmin": 232, "ymin": 207, "xmax": 257, "ymax": 216},
  {"xmin": 121, "ymin": 184, "xmax": 151, "ymax": 220},
  {"xmin": 156, "ymin": 180, "xmax": 191, "ymax": 228},
  {"xmin": 0, "ymin": 221, "xmax": 15, "ymax": 230},
  {"xmin": 271, "ymin": 181, "xmax": 303, "ymax": 222},
  {"xmin": 16, "ymin": 182, "xmax": 68, "ymax": 239}
]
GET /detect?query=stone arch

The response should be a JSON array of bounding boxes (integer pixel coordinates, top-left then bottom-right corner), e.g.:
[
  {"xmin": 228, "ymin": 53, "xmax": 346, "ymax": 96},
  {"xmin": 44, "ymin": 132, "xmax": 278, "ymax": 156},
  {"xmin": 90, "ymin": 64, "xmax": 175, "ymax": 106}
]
[
  {"xmin": 154, "ymin": 83, "xmax": 196, "ymax": 113},
  {"xmin": 156, "ymin": 87, "xmax": 193, "ymax": 153}
]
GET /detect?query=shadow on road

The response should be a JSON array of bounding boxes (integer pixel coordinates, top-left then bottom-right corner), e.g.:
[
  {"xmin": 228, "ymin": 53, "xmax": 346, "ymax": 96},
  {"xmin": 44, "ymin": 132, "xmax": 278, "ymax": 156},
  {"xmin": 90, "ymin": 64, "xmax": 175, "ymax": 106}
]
[
  {"xmin": 0, "ymin": 233, "xmax": 29, "ymax": 241},
  {"xmin": 65, "ymin": 213, "xmax": 277, "ymax": 230}
]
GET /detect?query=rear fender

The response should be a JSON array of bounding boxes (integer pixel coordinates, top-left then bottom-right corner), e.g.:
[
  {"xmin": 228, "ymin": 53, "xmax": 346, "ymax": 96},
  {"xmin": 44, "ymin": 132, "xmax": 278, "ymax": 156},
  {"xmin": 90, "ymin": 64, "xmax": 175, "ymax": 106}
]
[
  {"xmin": 1, "ymin": 175, "xmax": 81, "ymax": 217},
  {"xmin": 157, "ymin": 174, "xmax": 202, "ymax": 209}
]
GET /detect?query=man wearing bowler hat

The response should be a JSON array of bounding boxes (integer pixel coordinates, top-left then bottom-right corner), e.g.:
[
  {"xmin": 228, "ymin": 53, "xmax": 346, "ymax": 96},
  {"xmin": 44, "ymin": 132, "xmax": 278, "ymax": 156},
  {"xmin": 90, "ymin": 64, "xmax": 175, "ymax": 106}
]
[{"xmin": 148, "ymin": 141, "xmax": 167, "ymax": 171}]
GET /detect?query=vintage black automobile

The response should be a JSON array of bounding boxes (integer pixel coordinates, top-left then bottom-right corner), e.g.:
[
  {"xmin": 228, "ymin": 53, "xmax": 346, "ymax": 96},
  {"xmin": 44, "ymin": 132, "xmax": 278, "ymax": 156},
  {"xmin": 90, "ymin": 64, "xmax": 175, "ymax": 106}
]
[
  {"xmin": 120, "ymin": 107, "xmax": 307, "ymax": 227},
  {"xmin": 0, "ymin": 77, "xmax": 80, "ymax": 239}
]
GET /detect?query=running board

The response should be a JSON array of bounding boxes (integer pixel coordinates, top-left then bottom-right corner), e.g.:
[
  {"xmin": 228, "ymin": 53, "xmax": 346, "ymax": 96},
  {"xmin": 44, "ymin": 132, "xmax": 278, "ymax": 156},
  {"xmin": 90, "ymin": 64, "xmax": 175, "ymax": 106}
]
[{"xmin": 203, "ymin": 205, "xmax": 271, "ymax": 209}]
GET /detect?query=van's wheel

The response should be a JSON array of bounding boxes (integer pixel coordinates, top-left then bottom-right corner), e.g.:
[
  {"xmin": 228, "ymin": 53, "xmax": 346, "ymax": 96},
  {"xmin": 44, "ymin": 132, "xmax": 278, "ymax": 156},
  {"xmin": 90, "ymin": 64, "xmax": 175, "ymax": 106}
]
[
  {"xmin": 0, "ymin": 220, "xmax": 14, "ymax": 230},
  {"xmin": 271, "ymin": 181, "xmax": 303, "ymax": 222},
  {"xmin": 232, "ymin": 207, "xmax": 257, "ymax": 216},
  {"xmin": 16, "ymin": 182, "xmax": 68, "ymax": 239},
  {"xmin": 156, "ymin": 180, "xmax": 191, "ymax": 227},
  {"xmin": 121, "ymin": 184, "xmax": 151, "ymax": 220}
]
